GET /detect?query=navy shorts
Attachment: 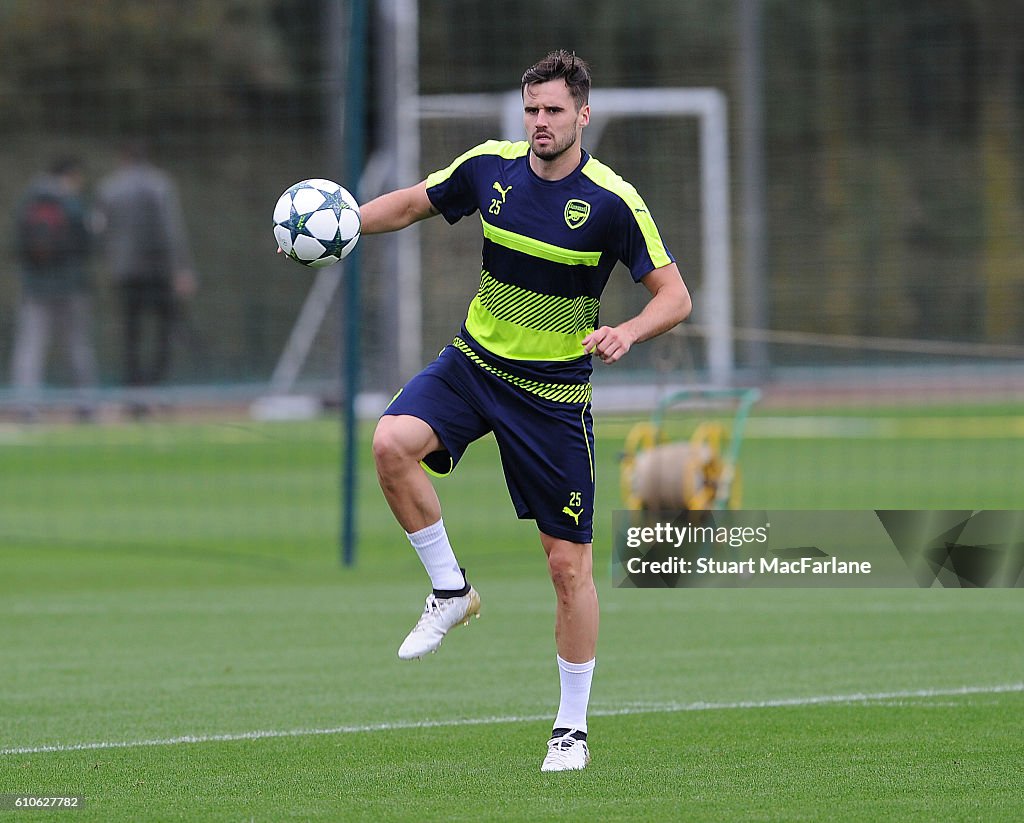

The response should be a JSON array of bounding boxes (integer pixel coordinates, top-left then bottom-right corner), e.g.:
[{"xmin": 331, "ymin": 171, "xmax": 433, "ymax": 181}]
[{"xmin": 383, "ymin": 345, "xmax": 595, "ymax": 543}]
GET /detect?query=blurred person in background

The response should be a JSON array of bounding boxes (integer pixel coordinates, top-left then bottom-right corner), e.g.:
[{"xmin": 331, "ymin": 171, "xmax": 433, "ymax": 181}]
[
  {"xmin": 95, "ymin": 141, "xmax": 198, "ymax": 394},
  {"xmin": 9, "ymin": 155, "xmax": 98, "ymax": 422}
]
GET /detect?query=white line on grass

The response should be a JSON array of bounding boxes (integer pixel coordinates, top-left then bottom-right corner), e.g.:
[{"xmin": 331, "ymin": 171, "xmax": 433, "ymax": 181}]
[{"xmin": 3, "ymin": 682, "xmax": 1021, "ymax": 757}]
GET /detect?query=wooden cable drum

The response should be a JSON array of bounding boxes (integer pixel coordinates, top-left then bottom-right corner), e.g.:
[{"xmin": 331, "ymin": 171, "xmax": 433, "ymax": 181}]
[{"xmin": 630, "ymin": 439, "xmax": 720, "ymax": 511}]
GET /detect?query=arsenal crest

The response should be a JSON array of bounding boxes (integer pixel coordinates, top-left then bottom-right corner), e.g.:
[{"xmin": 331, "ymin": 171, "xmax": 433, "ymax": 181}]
[{"xmin": 564, "ymin": 199, "xmax": 591, "ymax": 229}]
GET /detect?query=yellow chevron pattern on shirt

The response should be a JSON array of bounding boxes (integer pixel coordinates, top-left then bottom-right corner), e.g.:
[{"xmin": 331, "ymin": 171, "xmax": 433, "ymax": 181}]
[
  {"xmin": 476, "ymin": 271, "xmax": 600, "ymax": 336},
  {"xmin": 451, "ymin": 337, "xmax": 592, "ymax": 405},
  {"xmin": 465, "ymin": 271, "xmax": 600, "ymax": 362}
]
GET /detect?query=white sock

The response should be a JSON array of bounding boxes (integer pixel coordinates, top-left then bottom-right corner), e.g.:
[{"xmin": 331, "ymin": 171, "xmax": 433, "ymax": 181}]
[
  {"xmin": 553, "ymin": 655, "xmax": 596, "ymax": 733},
  {"xmin": 406, "ymin": 519, "xmax": 465, "ymax": 591}
]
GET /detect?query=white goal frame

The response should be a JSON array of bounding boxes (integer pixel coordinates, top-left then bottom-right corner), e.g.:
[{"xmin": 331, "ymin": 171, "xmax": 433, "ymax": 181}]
[
  {"xmin": 415, "ymin": 87, "xmax": 735, "ymax": 386},
  {"xmin": 267, "ymin": 84, "xmax": 734, "ymax": 399}
]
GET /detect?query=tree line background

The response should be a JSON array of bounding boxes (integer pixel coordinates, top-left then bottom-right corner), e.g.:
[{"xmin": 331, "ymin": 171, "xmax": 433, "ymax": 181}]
[{"xmin": 0, "ymin": 0, "xmax": 1021, "ymax": 392}]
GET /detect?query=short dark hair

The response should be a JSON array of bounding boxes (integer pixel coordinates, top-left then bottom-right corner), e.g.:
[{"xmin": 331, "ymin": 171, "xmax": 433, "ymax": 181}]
[{"xmin": 521, "ymin": 50, "xmax": 591, "ymax": 111}]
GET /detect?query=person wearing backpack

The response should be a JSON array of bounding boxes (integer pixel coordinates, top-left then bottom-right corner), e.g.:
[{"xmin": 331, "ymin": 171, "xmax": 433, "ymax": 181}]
[{"xmin": 9, "ymin": 156, "xmax": 98, "ymax": 420}]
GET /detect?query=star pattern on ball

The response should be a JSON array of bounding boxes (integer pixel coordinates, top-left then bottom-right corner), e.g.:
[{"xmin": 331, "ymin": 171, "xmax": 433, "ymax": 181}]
[
  {"xmin": 317, "ymin": 229, "xmax": 352, "ymax": 260},
  {"xmin": 279, "ymin": 202, "xmax": 313, "ymax": 246},
  {"xmin": 318, "ymin": 186, "xmax": 351, "ymax": 219},
  {"xmin": 274, "ymin": 179, "xmax": 360, "ymax": 266}
]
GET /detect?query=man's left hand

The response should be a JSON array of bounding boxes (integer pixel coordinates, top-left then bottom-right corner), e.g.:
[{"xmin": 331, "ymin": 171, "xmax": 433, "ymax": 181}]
[{"xmin": 582, "ymin": 326, "xmax": 633, "ymax": 364}]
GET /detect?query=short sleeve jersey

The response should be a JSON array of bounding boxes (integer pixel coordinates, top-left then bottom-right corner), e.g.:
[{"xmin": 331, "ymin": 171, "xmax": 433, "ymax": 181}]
[{"xmin": 425, "ymin": 140, "xmax": 674, "ymax": 399}]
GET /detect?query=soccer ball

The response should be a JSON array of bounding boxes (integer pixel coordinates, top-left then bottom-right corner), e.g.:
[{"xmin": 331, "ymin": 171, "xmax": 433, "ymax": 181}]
[{"xmin": 273, "ymin": 179, "xmax": 361, "ymax": 267}]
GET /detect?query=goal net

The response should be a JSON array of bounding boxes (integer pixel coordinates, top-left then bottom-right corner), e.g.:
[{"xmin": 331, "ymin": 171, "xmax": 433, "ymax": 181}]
[{"xmin": 412, "ymin": 87, "xmax": 734, "ymax": 389}]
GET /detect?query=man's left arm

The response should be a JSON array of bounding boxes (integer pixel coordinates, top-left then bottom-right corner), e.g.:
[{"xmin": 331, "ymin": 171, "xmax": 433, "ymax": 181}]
[{"xmin": 581, "ymin": 263, "xmax": 691, "ymax": 364}]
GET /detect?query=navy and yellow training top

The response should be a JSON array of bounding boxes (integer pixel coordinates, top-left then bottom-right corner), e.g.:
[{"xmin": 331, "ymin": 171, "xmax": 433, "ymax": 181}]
[{"xmin": 425, "ymin": 139, "xmax": 675, "ymax": 403}]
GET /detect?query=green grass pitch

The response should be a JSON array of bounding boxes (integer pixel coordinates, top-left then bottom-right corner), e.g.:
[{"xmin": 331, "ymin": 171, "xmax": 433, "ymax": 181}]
[{"xmin": 1, "ymin": 407, "xmax": 1023, "ymax": 821}]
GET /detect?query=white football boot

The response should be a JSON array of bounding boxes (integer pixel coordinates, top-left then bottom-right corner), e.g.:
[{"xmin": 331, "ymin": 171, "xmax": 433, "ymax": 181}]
[
  {"xmin": 397, "ymin": 587, "xmax": 481, "ymax": 660},
  {"xmin": 540, "ymin": 729, "xmax": 591, "ymax": 772}
]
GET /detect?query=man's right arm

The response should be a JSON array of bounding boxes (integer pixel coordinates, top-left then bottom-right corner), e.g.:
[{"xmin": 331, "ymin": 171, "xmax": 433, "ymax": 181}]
[{"xmin": 359, "ymin": 181, "xmax": 438, "ymax": 235}]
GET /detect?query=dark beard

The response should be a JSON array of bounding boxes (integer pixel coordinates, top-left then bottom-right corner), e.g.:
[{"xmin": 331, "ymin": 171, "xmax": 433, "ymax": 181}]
[{"xmin": 531, "ymin": 130, "xmax": 577, "ymax": 162}]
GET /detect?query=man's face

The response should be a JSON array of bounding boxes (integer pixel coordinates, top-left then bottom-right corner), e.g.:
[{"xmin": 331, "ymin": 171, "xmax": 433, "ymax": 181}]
[{"xmin": 523, "ymin": 79, "xmax": 590, "ymax": 162}]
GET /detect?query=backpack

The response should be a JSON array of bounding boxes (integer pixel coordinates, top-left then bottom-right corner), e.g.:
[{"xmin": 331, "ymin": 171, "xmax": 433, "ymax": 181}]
[{"xmin": 19, "ymin": 194, "xmax": 73, "ymax": 267}]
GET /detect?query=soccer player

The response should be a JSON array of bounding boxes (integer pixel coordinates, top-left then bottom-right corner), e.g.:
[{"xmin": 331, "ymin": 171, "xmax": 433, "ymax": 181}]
[{"xmin": 360, "ymin": 50, "xmax": 691, "ymax": 772}]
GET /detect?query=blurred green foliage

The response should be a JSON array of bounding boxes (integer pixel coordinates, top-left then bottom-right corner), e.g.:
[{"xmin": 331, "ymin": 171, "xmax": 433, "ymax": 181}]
[{"xmin": 0, "ymin": 1, "xmax": 1021, "ymax": 389}]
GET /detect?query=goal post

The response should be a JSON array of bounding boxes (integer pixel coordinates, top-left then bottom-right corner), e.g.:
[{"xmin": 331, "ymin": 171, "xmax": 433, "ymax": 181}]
[
  {"xmin": 268, "ymin": 64, "xmax": 734, "ymax": 398},
  {"xmin": 416, "ymin": 87, "xmax": 735, "ymax": 386}
]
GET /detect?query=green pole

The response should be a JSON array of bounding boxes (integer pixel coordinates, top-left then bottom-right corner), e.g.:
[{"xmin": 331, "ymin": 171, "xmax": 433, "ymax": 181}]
[{"xmin": 341, "ymin": 0, "xmax": 367, "ymax": 567}]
